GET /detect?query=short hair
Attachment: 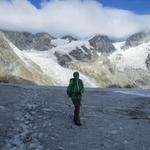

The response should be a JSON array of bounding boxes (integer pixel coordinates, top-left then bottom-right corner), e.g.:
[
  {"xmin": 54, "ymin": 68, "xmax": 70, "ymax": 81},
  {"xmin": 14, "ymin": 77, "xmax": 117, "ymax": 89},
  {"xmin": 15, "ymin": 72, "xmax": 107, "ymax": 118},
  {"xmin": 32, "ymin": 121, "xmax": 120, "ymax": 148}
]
[{"xmin": 73, "ymin": 72, "xmax": 79, "ymax": 77}]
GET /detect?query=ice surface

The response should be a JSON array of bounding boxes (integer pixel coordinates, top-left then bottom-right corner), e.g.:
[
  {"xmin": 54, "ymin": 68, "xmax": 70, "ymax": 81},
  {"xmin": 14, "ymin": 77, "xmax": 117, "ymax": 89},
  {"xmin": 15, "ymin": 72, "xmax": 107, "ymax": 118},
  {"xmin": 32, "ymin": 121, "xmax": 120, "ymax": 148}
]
[
  {"xmin": 7, "ymin": 38, "xmax": 97, "ymax": 87},
  {"xmin": 0, "ymin": 84, "xmax": 150, "ymax": 150}
]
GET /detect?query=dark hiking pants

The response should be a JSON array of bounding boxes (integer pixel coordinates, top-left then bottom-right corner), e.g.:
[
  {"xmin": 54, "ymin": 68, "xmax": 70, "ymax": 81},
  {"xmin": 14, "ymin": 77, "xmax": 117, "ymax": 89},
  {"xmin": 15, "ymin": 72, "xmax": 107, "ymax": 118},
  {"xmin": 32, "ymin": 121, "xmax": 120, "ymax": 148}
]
[{"xmin": 73, "ymin": 100, "xmax": 81, "ymax": 123}]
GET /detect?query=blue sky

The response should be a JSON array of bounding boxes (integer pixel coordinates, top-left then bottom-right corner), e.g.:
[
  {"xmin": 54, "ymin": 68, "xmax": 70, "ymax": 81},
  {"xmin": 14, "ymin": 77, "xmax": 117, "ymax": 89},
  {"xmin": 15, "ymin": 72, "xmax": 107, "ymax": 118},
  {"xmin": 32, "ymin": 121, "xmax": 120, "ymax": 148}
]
[
  {"xmin": 28, "ymin": 0, "xmax": 150, "ymax": 14},
  {"xmin": 99, "ymin": 0, "xmax": 150, "ymax": 14}
]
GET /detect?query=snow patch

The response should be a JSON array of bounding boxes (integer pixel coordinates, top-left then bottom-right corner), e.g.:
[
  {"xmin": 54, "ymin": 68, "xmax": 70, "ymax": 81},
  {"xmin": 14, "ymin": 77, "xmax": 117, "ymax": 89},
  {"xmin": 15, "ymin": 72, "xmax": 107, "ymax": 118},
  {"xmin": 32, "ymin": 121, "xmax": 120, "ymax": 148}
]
[
  {"xmin": 109, "ymin": 41, "xmax": 150, "ymax": 71},
  {"xmin": 51, "ymin": 40, "xmax": 91, "ymax": 54}
]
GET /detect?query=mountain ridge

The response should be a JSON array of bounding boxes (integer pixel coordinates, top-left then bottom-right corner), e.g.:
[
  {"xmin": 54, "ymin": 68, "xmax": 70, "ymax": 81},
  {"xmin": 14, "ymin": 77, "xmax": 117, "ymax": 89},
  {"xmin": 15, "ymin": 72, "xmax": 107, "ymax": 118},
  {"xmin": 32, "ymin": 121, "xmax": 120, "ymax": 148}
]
[{"xmin": 0, "ymin": 29, "xmax": 150, "ymax": 87}]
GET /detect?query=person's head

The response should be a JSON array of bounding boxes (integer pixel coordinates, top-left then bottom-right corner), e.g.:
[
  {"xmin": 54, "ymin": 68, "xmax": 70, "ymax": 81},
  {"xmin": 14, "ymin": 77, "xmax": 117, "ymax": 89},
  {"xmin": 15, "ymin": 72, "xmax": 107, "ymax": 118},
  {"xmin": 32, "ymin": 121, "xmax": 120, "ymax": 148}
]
[{"xmin": 73, "ymin": 72, "xmax": 79, "ymax": 80}]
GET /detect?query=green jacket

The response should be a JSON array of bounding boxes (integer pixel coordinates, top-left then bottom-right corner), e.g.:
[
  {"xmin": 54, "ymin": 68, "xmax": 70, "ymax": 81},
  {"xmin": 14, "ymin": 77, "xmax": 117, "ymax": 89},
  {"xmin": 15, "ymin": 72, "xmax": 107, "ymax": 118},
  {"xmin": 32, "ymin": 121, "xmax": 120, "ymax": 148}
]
[{"xmin": 67, "ymin": 78, "xmax": 84, "ymax": 101}]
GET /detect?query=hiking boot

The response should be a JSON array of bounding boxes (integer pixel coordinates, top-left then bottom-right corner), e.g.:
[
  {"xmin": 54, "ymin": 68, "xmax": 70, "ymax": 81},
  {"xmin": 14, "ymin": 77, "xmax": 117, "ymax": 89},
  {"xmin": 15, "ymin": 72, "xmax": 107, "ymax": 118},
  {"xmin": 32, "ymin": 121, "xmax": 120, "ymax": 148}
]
[{"xmin": 75, "ymin": 120, "xmax": 82, "ymax": 126}]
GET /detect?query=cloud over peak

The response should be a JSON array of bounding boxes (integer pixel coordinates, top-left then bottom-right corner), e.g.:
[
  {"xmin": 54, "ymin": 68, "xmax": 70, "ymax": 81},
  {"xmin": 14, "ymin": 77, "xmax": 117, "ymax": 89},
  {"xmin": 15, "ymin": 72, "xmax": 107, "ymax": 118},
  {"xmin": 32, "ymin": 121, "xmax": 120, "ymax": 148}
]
[{"xmin": 0, "ymin": 0, "xmax": 150, "ymax": 39}]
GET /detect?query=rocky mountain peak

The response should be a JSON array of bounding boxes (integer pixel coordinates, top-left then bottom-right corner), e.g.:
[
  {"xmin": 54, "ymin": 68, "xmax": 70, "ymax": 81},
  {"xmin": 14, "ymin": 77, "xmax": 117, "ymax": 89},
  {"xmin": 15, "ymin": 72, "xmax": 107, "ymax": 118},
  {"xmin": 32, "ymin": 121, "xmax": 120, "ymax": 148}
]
[
  {"xmin": 89, "ymin": 34, "xmax": 116, "ymax": 53},
  {"xmin": 35, "ymin": 32, "xmax": 56, "ymax": 39},
  {"xmin": 2, "ymin": 30, "xmax": 55, "ymax": 51},
  {"xmin": 122, "ymin": 32, "xmax": 150, "ymax": 49},
  {"xmin": 61, "ymin": 35, "xmax": 77, "ymax": 42}
]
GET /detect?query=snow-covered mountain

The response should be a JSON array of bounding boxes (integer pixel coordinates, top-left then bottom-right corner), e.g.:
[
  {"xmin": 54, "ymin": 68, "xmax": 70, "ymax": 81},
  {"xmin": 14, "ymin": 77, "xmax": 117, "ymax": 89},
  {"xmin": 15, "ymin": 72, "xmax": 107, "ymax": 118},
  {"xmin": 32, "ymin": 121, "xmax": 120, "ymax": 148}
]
[{"xmin": 1, "ymin": 30, "xmax": 150, "ymax": 88}]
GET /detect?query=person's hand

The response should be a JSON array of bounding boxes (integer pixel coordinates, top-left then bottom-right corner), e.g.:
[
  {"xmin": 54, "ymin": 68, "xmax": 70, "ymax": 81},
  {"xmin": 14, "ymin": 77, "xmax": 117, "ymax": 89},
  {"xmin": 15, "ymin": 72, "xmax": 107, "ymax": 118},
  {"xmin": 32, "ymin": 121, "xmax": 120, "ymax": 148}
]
[
  {"xmin": 67, "ymin": 91, "xmax": 72, "ymax": 97},
  {"xmin": 78, "ymin": 92, "xmax": 82, "ymax": 95}
]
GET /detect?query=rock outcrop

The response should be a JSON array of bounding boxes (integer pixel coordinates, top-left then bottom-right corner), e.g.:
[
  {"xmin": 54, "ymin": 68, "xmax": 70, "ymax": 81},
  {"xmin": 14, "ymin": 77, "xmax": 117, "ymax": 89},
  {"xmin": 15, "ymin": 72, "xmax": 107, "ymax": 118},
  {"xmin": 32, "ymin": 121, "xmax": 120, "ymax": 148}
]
[
  {"xmin": 54, "ymin": 51, "xmax": 72, "ymax": 66},
  {"xmin": 61, "ymin": 35, "xmax": 77, "ymax": 42},
  {"xmin": 145, "ymin": 53, "xmax": 150, "ymax": 70},
  {"xmin": 69, "ymin": 47, "xmax": 92, "ymax": 61},
  {"xmin": 3, "ymin": 31, "xmax": 55, "ymax": 51},
  {"xmin": 122, "ymin": 32, "xmax": 150, "ymax": 50},
  {"xmin": 55, "ymin": 45, "xmax": 98, "ymax": 67},
  {"xmin": 89, "ymin": 35, "xmax": 116, "ymax": 53}
]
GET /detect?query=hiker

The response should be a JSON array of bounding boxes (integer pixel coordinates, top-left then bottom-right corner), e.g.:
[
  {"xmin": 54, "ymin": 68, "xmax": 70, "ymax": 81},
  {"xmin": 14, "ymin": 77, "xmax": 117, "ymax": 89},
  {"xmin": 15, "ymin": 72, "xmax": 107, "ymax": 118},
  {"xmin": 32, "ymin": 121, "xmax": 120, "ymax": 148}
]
[{"xmin": 67, "ymin": 72, "xmax": 84, "ymax": 126}]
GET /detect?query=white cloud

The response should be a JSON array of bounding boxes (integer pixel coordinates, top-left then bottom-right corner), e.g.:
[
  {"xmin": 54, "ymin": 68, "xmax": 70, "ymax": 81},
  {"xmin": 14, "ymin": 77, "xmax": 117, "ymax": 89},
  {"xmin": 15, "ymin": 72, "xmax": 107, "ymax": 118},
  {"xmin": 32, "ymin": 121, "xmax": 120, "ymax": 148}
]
[{"xmin": 0, "ymin": 0, "xmax": 150, "ymax": 39}]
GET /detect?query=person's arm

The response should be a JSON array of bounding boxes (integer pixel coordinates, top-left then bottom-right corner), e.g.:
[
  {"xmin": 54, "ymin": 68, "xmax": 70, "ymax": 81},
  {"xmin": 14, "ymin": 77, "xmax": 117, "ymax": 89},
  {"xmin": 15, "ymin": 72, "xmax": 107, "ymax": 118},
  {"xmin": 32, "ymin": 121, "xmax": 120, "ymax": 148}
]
[
  {"xmin": 80, "ymin": 80, "xmax": 84, "ymax": 94},
  {"xmin": 67, "ymin": 79, "xmax": 74, "ymax": 96}
]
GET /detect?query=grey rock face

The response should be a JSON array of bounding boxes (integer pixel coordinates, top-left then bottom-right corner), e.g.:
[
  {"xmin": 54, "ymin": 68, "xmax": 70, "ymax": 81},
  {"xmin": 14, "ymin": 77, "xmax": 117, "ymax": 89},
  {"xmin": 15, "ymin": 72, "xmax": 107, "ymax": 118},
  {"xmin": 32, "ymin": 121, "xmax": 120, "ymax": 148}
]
[
  {"xmin": 89, "ymin": 35, "xmax": 116, "ymax": 53},
  {"xmin": 33, "ymin": 32, "xmax": 55, "ymax": 51},
  {"xmin": 145, "ymin": 53, "xmax": 150, "ymax": 70},
  {"xmin": 122, "ymin": 32, "xmax": 150, "ymax": 49},
  {"xmin": 3, "ymin": 31, "xmax": 55, "ymax": 51},
  {"xmin": 54, "ymin": 45, "xmax": 97, "ymax": 66},
  {"xmin": 69, "ymin": 47, "xmax": 93, "ymax": 61},
  {"xmin": 3, "ymin": 31, "xmax": 34, "ymax": 50},
  {"xmin": 81, "ymin": 45, "xmax": 91, "ymax": 54},
  {"xmin": 54, "ymin": 51, "xmax": 72, "ymax": 66},
  {"xmin": 61, "ymin": 35, "xmax": 77, "ymax": 42}
]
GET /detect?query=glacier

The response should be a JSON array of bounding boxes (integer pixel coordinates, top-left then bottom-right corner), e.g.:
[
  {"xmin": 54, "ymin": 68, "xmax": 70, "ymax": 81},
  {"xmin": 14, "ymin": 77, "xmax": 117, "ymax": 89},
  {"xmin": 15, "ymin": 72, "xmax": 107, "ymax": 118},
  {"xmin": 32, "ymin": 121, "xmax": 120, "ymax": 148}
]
[{"xmin": 0, "ymin": 30, "xmax": 150, "ymax": 88}]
